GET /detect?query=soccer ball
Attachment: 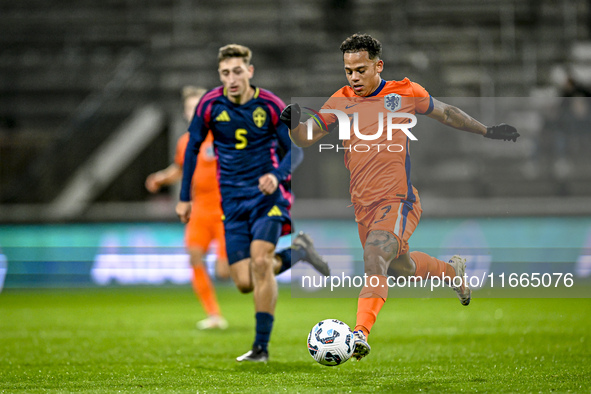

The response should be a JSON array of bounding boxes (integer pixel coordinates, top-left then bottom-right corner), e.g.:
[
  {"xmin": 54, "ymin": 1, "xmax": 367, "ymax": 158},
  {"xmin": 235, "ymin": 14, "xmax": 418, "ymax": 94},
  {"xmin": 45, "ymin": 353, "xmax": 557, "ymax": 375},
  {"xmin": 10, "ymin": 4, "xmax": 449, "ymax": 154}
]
[{"xmin": 307, "ymin": 319, "xmax": 355, "ymax": 366}]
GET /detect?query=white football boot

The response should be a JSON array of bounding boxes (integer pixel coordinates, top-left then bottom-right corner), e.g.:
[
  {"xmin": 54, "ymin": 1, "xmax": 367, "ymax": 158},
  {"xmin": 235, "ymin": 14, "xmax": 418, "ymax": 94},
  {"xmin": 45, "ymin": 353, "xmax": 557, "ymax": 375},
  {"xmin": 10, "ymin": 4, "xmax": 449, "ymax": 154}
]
[
  {"xmin": 196, "ymin": 315, "xmax": 228, "ymax": 330},
  {"xmin": 352, "ymin": 330, "xmax": 371, "ymax": 360},
  {"xmin": 447, "ymin": 255, "xmax": 471, "ymax": 306}
]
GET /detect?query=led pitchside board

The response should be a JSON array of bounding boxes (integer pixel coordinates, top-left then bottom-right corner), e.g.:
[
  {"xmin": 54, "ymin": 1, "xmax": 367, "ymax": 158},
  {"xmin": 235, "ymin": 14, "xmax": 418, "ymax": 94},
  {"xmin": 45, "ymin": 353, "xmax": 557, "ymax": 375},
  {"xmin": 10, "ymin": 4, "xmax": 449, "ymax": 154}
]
[{"xmin": 0, "ymin": 219, "xmax": 589, "ymax": 297}]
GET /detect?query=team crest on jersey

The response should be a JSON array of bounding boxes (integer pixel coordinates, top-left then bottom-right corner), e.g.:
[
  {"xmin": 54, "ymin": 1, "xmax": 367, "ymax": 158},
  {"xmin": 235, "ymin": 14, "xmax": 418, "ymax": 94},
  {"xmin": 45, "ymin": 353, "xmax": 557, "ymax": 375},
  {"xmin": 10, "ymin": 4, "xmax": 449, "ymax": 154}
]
[
  {"xmin": 384, "ymin": 93, "xmax": 402, "ymax": 112},
  {"xmin": 253, "ymin": 107, "xmax": 266, "ymax": 128}
]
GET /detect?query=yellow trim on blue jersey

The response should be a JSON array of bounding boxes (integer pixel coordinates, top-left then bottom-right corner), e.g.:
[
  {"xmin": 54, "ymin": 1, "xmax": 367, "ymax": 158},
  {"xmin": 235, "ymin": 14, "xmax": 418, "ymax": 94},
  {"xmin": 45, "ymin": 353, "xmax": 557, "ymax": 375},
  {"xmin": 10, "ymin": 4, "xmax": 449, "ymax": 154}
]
[
  {"xmin": 215, "ymin": 110, "xmax": 231, "ymax": 122},
  {"xmin": 267, "ymin": 205, "xmax": 282, "ymax": 217},
  {"xmin": 223, "ymin": 86, "xmax": 259, "ymax": 99}
]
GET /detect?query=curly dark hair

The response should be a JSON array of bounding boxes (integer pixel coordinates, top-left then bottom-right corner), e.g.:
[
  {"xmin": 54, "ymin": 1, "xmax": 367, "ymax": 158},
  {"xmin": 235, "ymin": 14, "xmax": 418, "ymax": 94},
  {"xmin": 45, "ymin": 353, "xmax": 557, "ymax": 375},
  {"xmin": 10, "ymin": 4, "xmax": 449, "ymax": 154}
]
[{"xmin": 340, "ymin": 34, "xmax": 382, "ymax": 60}]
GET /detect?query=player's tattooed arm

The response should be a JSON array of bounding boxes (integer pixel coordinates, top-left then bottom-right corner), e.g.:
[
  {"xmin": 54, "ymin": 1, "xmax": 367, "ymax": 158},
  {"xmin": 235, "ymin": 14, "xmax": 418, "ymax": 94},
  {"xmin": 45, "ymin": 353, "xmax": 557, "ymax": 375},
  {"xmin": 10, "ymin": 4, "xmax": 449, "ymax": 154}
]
[{"xmin": 427, "ymin": 98, "xmax": 487, "ymax": 135}]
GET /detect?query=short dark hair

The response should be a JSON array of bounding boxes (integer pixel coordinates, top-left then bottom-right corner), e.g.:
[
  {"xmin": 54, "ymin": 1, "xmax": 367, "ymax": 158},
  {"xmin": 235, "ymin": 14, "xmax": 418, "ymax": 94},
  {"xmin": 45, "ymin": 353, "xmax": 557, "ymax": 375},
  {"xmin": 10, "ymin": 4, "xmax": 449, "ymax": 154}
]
[
  {"xmin": 218, "ymin": 44, "xmax": 252, "ymax": 65},
  {"xmin": 340, "ymin": 34, "xmax": 382, "ymax": 60}
]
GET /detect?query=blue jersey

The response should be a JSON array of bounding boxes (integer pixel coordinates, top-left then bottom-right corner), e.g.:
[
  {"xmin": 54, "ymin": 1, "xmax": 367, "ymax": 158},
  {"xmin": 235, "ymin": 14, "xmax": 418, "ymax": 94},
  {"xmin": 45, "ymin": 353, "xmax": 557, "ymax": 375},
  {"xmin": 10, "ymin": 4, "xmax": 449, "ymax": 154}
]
[{"xmin": 180, "ymin": 86, "xmax": 303, "ymax": 202}]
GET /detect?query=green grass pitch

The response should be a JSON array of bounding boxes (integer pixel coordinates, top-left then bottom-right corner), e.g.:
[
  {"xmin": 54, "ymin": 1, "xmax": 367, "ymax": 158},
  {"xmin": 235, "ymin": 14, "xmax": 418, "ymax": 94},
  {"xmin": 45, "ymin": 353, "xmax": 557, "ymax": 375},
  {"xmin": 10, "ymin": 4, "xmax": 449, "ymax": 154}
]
[{"xmin": 1, "ymin": 286, "xmax": 589, "ymax": 393}]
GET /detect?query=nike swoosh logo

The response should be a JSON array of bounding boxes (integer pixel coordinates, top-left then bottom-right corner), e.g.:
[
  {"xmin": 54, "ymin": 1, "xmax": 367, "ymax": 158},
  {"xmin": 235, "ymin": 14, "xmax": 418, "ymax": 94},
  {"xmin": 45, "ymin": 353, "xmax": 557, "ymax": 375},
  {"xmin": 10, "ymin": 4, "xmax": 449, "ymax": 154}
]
[{"xmin": 345, "ymin": 104, "xmax": 358, "ymax": 109}]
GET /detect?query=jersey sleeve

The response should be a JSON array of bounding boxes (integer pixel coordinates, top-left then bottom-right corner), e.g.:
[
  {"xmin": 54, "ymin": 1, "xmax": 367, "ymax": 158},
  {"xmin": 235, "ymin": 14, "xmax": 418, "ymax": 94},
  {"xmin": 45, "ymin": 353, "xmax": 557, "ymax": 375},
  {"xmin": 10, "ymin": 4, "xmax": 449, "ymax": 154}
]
[
  {"xmin": 266, "ymin": 94, "xmax": 304, "ymax": 182},
  {"xmin": 273, "ymin": 123, "xmax": 303, "ymax": 181},
  {"xmin": 411, "ymin": 81, "xmax": 434, "ymax": 115},
  {"xmin": 179, "ymin": 98, "xmax": 212, "ymax": 201},
  {"xmin": 174, "ymin": 133, "xmax": 189, "ymax": 167},
  {"xmin": 318, "ymin": 93, "xmax": 343, "ymax": 131}
]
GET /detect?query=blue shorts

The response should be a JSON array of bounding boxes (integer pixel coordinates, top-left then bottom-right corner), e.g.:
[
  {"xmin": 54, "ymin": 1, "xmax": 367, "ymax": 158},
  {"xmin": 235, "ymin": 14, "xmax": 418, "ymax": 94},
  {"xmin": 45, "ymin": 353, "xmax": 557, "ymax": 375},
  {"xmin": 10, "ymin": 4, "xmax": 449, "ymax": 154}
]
[{"xmin": 222, "ymin": 190, "xmax": 292, "ymax": 265}]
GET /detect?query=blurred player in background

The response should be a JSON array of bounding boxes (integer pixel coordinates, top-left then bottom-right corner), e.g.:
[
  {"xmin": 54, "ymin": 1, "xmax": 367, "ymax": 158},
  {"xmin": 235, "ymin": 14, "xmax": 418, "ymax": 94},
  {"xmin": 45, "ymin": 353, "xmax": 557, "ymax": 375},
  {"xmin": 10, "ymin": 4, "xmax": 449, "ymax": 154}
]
[
  {"xmin": 146, "ymin": 86, "xmax": 229, "ymax": 330},
  {"xmin": 282, "ymin": 33, "xmax": 520, "ymax": 360},
  {"xmin": 176, "ymin": 44, "xmax": 330, "ymax": 362}
]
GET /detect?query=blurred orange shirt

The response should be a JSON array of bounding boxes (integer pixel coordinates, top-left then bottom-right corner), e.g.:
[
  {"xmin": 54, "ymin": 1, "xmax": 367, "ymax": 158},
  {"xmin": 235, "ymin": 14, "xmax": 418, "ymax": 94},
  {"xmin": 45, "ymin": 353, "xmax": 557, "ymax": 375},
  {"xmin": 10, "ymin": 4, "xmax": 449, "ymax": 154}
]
[
  {"xmin": 324, "ymin": 78, "xmax": 432, "ymax": 206},
  {"xmin": 175, "ymin": 132, "xmax": 222, "ymax": 212}
]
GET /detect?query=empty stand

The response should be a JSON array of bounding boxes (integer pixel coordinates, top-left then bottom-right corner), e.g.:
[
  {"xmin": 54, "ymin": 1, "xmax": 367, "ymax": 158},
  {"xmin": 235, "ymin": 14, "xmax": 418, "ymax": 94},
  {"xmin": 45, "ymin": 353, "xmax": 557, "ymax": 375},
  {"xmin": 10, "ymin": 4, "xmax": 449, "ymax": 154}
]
[{"xmin": 1, "ymin": 0, "xmax": 590, "ymax": 214}]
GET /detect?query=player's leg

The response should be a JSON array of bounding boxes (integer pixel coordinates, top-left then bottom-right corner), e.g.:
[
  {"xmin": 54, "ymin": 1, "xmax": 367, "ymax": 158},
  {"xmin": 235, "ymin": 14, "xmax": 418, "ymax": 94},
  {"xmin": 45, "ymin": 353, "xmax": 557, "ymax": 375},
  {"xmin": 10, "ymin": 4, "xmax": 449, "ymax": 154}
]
[
  {"xmin": 269, "ymin": 203, "xmax": 330, "ymax": 277},
  {"xmin": 215, "ymin": 257, "xmax": 230, "ymax": 280},
  {"xmin": 186, "ymin": 215, "xmax": 227, "ymax": 330},
  {"xmin": 223, "ymin": 207, "xmax": 254, "ymax": 294},
  {"xmin": 352, "ymin": 228, "xmax": 397, "ymax": 360},
  {"xmin": 274, "ymin": 232, "xmax": 331, "ymax": 277},
  {"xmin": 230, "ymin": 258, "xmax": 253, "ymax": 293},
  {"xmin": 292, "ymin": 232, "xmax": 331, "ymax": 276},
  {"xmin": 353, "ymin": 198, "xmax": 421, "ymax": 359},
  {"xmin": 402, "ymin": 251, "xmax": 454, "ymax": 282},
  {"xmin": 388, "ymin": 194, "xmax": 470, "ymax": 305},
  {"xmin": 188, "ymin": 247, "xmax": 227, "ymax": 330},
  {"xmin": 252, "ymin": 239, "xmax": 278, "ymax": 349},
  {"xmin": 213, "ymin": 219, "xmax": 230, "ymax": 280},
  {"xmin": 250, "ymin": 240, "xmax": 278, "ymax": 314},
  {"xmin": 406, "ymin": 251, "xmax": 471, "ymax": 305},
  {"xmin": 236, "ymin": 203, "xmax": 285, "ymax": 363},
  {"xmin": 351, "ymin": 201, "xmax": 400, "ymax": 359},
  {"xmin": 235, "ymin": 240, "xmax": 277, "ymax": 363}
]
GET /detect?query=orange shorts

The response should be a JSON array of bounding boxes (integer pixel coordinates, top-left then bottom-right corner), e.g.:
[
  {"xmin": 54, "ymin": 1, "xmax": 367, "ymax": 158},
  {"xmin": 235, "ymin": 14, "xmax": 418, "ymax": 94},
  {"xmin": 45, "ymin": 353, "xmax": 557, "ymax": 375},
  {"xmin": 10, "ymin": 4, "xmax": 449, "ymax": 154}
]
[
  {"xmin": 186, "ymin": 205, "xmax": 227, "ymax": 260},
  {"xmin": 354, "ymin": 188, "xmax": 422, "ymax": 259}
]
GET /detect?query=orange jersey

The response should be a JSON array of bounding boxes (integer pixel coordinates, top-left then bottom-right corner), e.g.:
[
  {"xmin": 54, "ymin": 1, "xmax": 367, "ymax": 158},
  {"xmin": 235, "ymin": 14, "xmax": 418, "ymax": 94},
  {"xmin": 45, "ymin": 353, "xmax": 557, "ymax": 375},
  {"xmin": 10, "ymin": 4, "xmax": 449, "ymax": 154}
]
[
  {"xmin": 324, "ymin": 78, "xmax": 432, "ymax": 206},
  {"xmin": 175, "ymin": 132, "xmax": 222, "ymax": 212}
]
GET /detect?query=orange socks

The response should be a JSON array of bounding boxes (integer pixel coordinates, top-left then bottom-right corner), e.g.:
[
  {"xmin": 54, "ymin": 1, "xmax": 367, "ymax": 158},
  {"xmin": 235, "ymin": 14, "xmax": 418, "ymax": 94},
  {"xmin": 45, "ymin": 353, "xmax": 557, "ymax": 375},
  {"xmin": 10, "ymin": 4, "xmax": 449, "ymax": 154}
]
[
  {"xmin": 354, "ymin": 253, "xmax": 457, "ymax": 337},
  {"xmin": 410, "ymin": 251, "xmax": 456, "ymax": 283},
  {"xmin": 354, "ymin": 275, "xmax": 388, "ymax": 337},
  {"xmin": 192, "ymin": 265, "xmax": 221, "ymax": 317}
]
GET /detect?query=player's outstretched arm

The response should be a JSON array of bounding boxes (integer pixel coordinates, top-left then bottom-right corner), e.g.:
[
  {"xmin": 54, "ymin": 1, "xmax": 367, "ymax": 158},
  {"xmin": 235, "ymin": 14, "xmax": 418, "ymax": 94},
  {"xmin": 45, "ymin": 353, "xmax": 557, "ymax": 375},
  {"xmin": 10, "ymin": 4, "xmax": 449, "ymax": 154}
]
[
  {"xmin": 427, "ymin": 98, "xmax": 487, "ymax": 135},
  {"xmin": 175, "ymin": 201, "xmax": 192, "ymax": 224},
  {"xmin": 426, "ymin": 98, "xmax": 519, "ymax": 142},
  {"xmin": 177, "ymin": 132, "xmax": 203, "ymax": 223},
  {"xmin": 145, "ymin": 164, "xmax": 183, "ymax": 193},
  {"xmin": 280, "ymin": 103, "xmax": 330, "ymax": 147}
]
